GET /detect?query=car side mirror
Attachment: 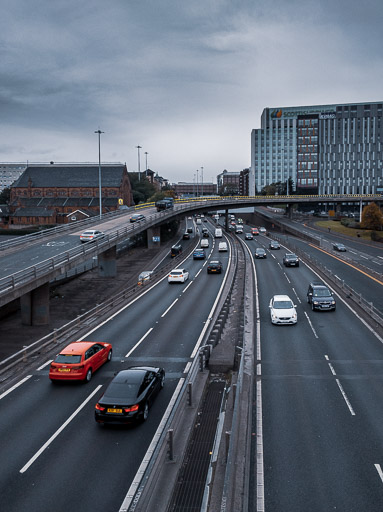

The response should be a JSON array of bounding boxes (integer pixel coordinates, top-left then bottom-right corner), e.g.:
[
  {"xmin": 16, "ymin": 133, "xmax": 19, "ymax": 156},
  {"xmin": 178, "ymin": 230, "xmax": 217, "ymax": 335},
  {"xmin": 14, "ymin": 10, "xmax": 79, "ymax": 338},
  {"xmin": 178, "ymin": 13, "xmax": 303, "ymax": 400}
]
[{"xmin": 308, "ymin": 292, "xmax": 312, "ymax": 296}]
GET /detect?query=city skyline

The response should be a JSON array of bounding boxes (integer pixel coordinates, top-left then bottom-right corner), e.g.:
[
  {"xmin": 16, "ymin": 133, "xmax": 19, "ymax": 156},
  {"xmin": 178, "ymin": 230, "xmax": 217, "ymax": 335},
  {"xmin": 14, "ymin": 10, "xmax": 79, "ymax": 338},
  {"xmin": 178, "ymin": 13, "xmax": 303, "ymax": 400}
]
[{"xmin": 0, "ymin": 0, "xmax": 382, "ymax": 183}]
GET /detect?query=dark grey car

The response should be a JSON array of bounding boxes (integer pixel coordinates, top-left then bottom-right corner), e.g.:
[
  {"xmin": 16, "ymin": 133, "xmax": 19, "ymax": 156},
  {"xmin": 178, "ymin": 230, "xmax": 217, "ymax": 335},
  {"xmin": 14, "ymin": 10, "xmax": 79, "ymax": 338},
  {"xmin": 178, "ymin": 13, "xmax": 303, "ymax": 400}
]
[{"xmin": 307, "ymin": 282, "xmax": 336, "ymax": 311}]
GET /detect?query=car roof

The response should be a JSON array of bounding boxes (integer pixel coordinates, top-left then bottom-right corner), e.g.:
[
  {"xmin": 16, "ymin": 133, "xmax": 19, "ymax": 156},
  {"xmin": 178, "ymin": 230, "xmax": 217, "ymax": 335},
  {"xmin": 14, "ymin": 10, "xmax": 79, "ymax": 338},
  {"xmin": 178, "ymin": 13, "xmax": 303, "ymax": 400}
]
[
  {"xmin": 113, "ymin": 366, "xmax": 160, "ymax": 382},
  {"xmin": 60, "ymin": 341, "xmax": 98, "ymax": 354},
  {"xmin": 209, "ymin": 260, "xmax": 221, "ymax": 264},
  {"xmin": 272, "ymin": 294, "xmax": 292, "ymax": 301}
]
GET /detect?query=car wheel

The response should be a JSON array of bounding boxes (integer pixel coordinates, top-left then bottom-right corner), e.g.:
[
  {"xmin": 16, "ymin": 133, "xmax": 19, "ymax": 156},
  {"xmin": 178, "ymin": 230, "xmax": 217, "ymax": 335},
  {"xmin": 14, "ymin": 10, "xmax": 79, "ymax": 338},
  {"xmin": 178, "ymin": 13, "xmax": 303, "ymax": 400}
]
[
  {"xmin": 107, "ymin": 350, "xmax": 112, "ymax": 362},
  {"xmin": 142, "ymin": 403, "xmax": 149, "ymax": 421},
  {"xmin": 311, "ymin": 303, "xmax": 315, "ymax": 311},
  {"xmin": 160, "ymin": 374, "xmax": 165, "ymax": 389},
  {"xmin": 85, "ymin": 368, "xmax": 92, "ymax": 382},
  {"xmin": 307, "ymin": 296, "xmax": 310, "ymax": 303}
]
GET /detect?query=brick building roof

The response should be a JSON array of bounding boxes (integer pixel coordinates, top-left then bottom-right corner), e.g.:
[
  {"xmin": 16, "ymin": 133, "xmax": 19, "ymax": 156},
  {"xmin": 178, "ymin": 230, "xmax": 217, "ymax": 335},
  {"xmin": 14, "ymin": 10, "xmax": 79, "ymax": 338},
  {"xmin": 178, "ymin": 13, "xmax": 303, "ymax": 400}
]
[{"xmin": 13, "ymin": 164, "xmax": 127, "ymax": 188}]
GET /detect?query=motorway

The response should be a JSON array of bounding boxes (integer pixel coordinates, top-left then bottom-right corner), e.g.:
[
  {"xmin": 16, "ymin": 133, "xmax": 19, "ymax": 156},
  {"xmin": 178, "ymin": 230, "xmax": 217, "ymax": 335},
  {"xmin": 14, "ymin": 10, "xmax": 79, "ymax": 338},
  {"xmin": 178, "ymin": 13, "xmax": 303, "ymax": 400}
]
[
  {"xmin": 243, "ymin": 225, "xmax": 383, "ymax": 511},
  {"xmin": 0, "ymin": 219, "xmax": 230, "ymax": 512},
  {"xmin": 1, "ymin": 211, "xmax": 383, "ymax": 511}
]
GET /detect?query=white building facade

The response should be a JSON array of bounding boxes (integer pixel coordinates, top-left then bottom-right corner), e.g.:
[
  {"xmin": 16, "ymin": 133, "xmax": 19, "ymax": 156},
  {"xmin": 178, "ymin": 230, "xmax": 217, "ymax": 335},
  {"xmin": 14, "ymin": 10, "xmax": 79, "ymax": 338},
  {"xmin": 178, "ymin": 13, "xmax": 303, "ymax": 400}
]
[{"xmin": 251, "ymin": 101, "xmax": 383, "ymax": 195}]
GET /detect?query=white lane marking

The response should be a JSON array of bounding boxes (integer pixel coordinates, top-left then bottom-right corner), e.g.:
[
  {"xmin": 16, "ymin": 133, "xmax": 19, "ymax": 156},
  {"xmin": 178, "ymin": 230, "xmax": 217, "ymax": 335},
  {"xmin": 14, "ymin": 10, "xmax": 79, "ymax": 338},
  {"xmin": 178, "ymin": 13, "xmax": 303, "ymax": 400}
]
[
  {"xmin": 284, "ymin": 273, "xmax": 291, "ymax": 284},
  {"xmin": 378, "ymin": 256, "xmax": 383, "ymax": 261},
  {"xmin": 119, "ymin": 378, "xmax": 185, "ymax": 512},
  {"xmin": 36, "ymin": 360, "xmax": 53, "ymax": 371},
  {"xmin": 161, "ymin": 298, "xmax": 178, "ymax": 318},
  {"xmin": 375, "ymin": 464, "xmax": 383, "ymax": 483},
  {"xmin": 360, "ymin": 255, "xmax": 369, "ymax": 259},
  {"xmin": 20, "ymin": 385, "xmax": 103, "ymax": 473},
  {"xmin": 324, "ymin": 355, "xmax": 355, "ymax": 416},
  {"xmin": 335, "ymin": 379, "xmax": 355, "ymax": 415},
  {"xmin": 183, "ymin": 361, "xmax": 192, "ymax": 373},
  {"xmin": 292, "ymin": 287, "xmax": 301, "ymax": 304},
  {"xmin": 195, "ymin": 268, "xmax": 202, "ymax": 277},
  {"xmin": 182, "ymin": 281, "xmax": 193, "ymax": 293},
  {"xmin": 0, "ymin": 375, "xmax": 32, "ymax": 400},
  {"xmin": 304, "ymin": 312, "xmax": 318, "ymax": 339},
  {"xmin": 203, "ymin": 260, "xmax": 208, "ymax": 267},
  {"xmin": 125, "ymin": 328, "xmax": 153, "ymax": 358}
]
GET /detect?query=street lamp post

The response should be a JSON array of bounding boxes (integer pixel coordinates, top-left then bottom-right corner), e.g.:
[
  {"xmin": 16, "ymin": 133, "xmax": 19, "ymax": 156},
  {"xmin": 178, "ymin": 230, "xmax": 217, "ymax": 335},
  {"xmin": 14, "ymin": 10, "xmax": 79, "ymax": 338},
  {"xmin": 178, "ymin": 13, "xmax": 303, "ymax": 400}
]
[
  {"xmin": 95, "ymin": 129, "xmax": 104, "ymax": 219},
  {"xmin": 201, "ymin": 166, "xmax": 204, "ymax": 197},
  {"xmin": 196, "ymin": 169, "xmax": 199, "ymax": 197},
  {"xmin": 136, "ymin": 145, "xmax": 142, "ymax": 181},
  {"xmin": 144, "ymin": 152, "xmax": 148, "ymax": 176}
]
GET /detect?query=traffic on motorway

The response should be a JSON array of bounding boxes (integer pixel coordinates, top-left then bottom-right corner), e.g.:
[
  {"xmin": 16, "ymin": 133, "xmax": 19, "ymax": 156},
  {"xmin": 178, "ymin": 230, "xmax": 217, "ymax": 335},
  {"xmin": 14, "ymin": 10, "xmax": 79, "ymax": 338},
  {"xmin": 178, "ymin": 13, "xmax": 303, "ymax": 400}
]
[{"xmin": 1, "ymin": 209, "xmax": 383, "ymax": 511}]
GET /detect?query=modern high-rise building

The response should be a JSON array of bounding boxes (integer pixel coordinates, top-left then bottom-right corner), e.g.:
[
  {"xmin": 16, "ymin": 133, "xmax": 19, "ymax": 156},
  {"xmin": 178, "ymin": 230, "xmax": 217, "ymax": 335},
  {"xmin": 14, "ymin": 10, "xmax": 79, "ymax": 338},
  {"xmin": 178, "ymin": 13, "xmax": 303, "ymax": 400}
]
[{"xmin": 250, "ymin": 101, "xmax": 383, "ymax": 195}]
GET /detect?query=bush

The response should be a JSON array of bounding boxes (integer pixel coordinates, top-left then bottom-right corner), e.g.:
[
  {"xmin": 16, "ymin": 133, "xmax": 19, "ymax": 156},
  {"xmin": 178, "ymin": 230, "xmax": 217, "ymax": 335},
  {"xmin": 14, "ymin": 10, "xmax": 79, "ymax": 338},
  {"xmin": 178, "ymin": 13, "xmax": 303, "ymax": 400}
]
[{"xmin": 371, "ymin": 231, "xmax": 383, "ymax": 243}]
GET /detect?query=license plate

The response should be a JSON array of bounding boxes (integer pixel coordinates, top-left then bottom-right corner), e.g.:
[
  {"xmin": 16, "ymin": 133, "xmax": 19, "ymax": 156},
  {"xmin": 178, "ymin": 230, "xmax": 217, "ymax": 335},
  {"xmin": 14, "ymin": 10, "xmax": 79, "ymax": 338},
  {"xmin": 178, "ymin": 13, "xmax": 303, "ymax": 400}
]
[
  {"xmin": 107, "ymin": 408, "xmax": 122, "ymax": 413},
  {"xmin": 58, "ymin": 368, "xmax": 71, "ymax": 372}
]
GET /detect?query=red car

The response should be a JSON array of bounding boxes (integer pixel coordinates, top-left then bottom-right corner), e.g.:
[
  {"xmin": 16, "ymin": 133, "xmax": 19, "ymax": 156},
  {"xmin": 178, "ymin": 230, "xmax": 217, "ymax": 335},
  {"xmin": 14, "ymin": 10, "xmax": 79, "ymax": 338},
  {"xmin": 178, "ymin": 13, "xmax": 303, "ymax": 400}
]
[
  {"xmin": 251, "ymin": 228, "xmax": 259, "ymax": 236},
  {"xmin": 49, "ymin": 341, "xmax": 112, "ymax": 382}
]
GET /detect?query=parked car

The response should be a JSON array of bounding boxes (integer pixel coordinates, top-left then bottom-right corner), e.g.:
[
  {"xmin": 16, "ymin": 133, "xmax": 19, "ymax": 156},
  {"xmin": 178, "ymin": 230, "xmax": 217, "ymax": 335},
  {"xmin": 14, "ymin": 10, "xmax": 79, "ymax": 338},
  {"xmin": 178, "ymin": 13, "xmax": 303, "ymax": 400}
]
[
  {"xmin": 95, "ymin": 366, "xmax": 165, "ymax": 424},
  {"xmin": 269, "ymin": 295, "xmax": 297, "ymax": 325},
  {"xmin": 333, "ymin": 242, "xmax": 347, "ymax": 252},
  {"xmin": 254, "ymin": 248, "xmax": 267, "ymax": 259},
  {"xmin": 49, "ymin": 341, "xmax": 112, "ymax": 382},
  {"xmin": 307, "ymin": 282, "xmax": 336, "ymax": 311},
  {"xmin": 168, "ymin": 268, "xmax": 189, "ymax": 283},
  {"xmin": 130, "ymin": 213, "xmax": 145, "ymax": 223},
  {"xmin": 193, "ymin": 249, "xmax": 206, "ymax": 260},
  {"xmin": 170, "ymin": 244, "xmax": 182, "ymax": 257},
  {"xmin": 207, "ymin": 260, "xmax": 223, "ymax": 274},
  {"xmin": 79, "ymin": 230, "xmax": 105, "ymax": 243},
  {"xmin": 245, "ymin": 233, "xmax": 253, "ymax": 240},
  {"xmin": 283, "ymin": 253, "xmax": 299, "ymax": 267},
  {"xmin": 269, "ymin": 240, "xmax": 280, "ymax": 250}
]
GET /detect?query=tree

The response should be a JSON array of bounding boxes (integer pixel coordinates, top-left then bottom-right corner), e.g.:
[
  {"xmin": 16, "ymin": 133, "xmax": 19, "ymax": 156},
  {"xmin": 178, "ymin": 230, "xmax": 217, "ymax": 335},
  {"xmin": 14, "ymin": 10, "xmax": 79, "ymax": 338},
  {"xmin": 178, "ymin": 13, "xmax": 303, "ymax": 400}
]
[
  {"xmin": 128, "ymin": 172, "xmax": 157, "ymax": 204},
  {"xmin": 360, "ymin": 202, "xmax": 383, "ymax": 230},
  {"xmin": 0, "ymin": 187, "xmax": 11, "ymax": 204}
]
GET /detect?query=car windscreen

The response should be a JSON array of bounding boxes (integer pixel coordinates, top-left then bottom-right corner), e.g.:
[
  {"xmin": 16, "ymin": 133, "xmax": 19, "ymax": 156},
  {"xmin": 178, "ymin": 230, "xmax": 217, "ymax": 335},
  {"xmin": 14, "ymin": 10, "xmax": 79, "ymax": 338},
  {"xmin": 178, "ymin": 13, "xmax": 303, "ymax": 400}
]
[
  {"xmin": 171, "ymin": 271, "xmax": 183, "ymax": 275},
  {"xmin": 55, "ymin": 354, "xmax": 82, "ymax": 364},
  {"xmin": 313, "ymin": 289, "xmax": 331, "ymax": 297},
  {"xmin": 273, "ymin": 301, "xmax": 293, "ymax": 309}
]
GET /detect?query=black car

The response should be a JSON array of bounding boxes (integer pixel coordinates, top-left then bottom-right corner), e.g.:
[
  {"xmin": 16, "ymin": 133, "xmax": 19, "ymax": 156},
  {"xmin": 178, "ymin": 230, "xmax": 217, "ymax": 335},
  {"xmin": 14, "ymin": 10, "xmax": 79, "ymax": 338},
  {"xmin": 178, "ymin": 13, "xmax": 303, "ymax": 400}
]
[
  {"xmin": 333, "ymin": 242, "xmax": 347, "ymax": 252},
  {"xmin": 170, "ymin": 244, "xmax": 182, "ymax": 257},
  {"xmin": 193, "ymin": 249, "xmax": 206, "ymax": 260},
  {"xmin": 254, "ymin": 248, "xmax": 267, "ymax": 259},
  {"xmin": 207, "ymin": 260, "xmax": 223, "ymax": 274},
  {"xmin": 283, "ymin": 253, "xmax": 299, "ymax": 267},
  {"xmin": 95, "ymin": 366, "xmax": 165, "ymax": 424},
  {"xmin": 245, "ymin": 233, "xmax": 254, "ymax": 240},
  {"xmin": 202, "ymin": 231, "xmax": 210, "ymax": 238},
  {"xmin": 183, "ymin": 232, "xmax": 190, "ymax": 240},
  {"xmin": 130, "ymin": 213, "xmax": 145, "ymax": 223},
  {"xmin": 187, "ymin": 227, "xmax": 193, "ymax": 233},
  {"xmin": 307, "ymin": 282, "xmax": 336, "ymax": 311},
  {"xmin": 269, "ymin": 240, "xmax": 280, "ymax": 250}
]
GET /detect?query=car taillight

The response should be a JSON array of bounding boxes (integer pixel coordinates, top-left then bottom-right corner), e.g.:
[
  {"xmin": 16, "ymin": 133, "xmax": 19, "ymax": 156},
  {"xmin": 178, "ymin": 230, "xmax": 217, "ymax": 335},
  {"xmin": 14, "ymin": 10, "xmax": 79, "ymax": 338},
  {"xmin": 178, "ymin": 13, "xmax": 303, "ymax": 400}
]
[
  {"xmin": 95, "ymin": 403, "xmax": 105, "ymax": 411},
  {"xmin": 124, "ymin": 404, "xmax": 139, "ymax": 413}
]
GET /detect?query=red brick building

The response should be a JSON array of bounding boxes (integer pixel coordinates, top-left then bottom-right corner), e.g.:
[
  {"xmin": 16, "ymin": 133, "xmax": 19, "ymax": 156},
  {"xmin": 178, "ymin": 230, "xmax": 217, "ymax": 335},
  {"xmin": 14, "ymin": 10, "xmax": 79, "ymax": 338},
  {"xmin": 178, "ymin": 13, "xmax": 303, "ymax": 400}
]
[{"xmin": 9, "ymin": 163, "xmax": 133, "ymax": 226}]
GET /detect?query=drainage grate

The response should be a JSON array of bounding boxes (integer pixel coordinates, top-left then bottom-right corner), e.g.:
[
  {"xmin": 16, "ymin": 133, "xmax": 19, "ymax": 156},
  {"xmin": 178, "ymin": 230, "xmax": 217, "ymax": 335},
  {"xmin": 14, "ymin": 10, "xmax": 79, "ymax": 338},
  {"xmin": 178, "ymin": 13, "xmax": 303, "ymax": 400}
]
[{"xmin": 168, "ymin": 380, "xmax": 225, "ymax": 512}]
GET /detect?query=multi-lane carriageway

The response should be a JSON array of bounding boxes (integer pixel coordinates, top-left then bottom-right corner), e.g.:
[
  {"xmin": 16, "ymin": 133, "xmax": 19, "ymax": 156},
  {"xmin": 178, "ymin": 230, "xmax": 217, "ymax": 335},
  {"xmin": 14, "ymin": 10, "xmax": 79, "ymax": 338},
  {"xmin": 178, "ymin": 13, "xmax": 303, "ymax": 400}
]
[{"xmin": 1, "ymin": 198, "xmax": 383, "ymax": 511}]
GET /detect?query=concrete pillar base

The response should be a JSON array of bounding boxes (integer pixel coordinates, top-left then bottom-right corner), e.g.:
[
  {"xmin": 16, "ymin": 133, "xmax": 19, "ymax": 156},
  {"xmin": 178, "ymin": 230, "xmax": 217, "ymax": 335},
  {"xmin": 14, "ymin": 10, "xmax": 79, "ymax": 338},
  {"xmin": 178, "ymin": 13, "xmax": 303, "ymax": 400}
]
[
  {"xmin": 147, "ymin": 226, "xmax": 161, "ymax": 248},
  {"xmin": 20, "ymin": 282, "xmax": 50, "ymax": 325},
  {"xmin": 99, "ymin": 246, "xmax": 117, "ymax": 277}
]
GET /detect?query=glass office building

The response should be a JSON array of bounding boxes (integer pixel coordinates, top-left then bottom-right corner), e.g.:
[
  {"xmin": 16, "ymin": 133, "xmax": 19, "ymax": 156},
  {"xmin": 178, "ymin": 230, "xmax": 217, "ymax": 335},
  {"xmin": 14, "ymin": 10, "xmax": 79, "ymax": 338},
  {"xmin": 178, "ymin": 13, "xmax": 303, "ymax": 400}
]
[{"xmin": 250, "ymin": 102, "xmax": 383, "ymax": 195}]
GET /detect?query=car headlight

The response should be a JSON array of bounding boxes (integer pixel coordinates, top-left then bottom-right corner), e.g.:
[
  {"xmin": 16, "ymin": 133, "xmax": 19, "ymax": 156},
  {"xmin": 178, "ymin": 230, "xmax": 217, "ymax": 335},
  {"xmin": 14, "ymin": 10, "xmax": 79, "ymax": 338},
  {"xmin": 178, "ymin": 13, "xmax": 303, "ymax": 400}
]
[
  {"xmin": 331, "ymin": 300, "xmax": 336, "ymax": 305},
  {"xmin": 313, "ymin": 301, "xmax": 319, "ymax": 305}
]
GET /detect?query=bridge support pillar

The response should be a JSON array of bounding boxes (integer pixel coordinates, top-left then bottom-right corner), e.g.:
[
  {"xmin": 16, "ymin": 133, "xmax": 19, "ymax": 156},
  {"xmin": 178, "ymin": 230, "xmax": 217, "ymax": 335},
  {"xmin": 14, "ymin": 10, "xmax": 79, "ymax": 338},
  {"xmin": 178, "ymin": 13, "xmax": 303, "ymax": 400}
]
[
  {"xmin": 286, "ymin": 204, "xmax": 293, "ymax": 219},
  {"xmin": 225, "ymin": 209, "xmax": 229, "ymax": 231},
  {"xmin": 98, "ymin": 246, "xmax": 117, "ymax": 277},
  {"xmin": 147, "ymin": 226, "xmax": 161, "ymax": 248},
  {"xmin": 20, "ymin": 282, "xmax": 50, "ymax": 326}
]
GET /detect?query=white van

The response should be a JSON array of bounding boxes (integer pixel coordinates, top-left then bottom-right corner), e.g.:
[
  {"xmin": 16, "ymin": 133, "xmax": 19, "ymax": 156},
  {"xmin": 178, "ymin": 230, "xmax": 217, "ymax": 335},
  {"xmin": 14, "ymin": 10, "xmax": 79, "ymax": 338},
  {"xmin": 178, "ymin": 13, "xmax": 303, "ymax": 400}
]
[
  {"xmin": 218, "ymin": 242, "xmax": 228, "ymax": 252},
  {"xmin": 196, "ymin": 218, "xmax": 202, "ymax": 225},
  {"xmin": 235, "ymin": 225, "xmax": 243, "ymax": 234},
  {"xmin": 201, "ymin": 239, "xmax": 209, "ymax": 248},
  {"xmin": 215, "ymin": 228, "xmax": 223, "ymax": 238}
]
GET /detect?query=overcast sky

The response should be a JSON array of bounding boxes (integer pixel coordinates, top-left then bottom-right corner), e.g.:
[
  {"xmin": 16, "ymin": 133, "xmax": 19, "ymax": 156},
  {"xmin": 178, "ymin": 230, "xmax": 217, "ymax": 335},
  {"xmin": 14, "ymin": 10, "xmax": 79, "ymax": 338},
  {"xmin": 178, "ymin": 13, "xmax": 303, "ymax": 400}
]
[{"xmin": 0, "ymin": 0, "xmax": 382, "ymax": 183}]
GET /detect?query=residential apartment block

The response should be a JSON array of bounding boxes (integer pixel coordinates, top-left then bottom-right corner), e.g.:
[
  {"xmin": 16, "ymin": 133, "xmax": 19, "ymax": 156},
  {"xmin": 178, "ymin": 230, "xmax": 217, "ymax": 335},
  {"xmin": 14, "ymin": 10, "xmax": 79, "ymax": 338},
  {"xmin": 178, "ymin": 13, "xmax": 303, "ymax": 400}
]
[{"xmin": 251, "ymin": 101, "xmax": 383, "ymax": 195}]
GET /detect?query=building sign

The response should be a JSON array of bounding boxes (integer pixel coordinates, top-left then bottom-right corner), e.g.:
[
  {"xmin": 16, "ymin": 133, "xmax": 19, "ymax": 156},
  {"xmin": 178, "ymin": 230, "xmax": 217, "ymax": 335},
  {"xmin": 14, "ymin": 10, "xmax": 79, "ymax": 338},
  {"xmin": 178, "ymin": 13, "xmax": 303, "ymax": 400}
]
[
  {"xmin": 118, "ymin": 198, "xmax": 123, "ymax": 205},
  {"xmin": 270, "ymin": 107, "xmax": 337, "ymax": 120},
  {"xmin": 319, "ymin": 112, "xmax": 336, "ymax": 120},
  {"xmin": 152, "ymin": 236, "xmax": 160, "ymax": 242}
]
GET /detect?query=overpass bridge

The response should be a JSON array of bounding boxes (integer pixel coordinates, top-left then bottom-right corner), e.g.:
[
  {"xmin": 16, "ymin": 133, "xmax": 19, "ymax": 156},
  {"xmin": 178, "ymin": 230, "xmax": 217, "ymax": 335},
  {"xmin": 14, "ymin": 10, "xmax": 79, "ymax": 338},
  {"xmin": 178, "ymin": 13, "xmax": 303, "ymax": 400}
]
[{"xmin": 0, "ymin": 193, "xmax": 381, "ymax": 324}]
